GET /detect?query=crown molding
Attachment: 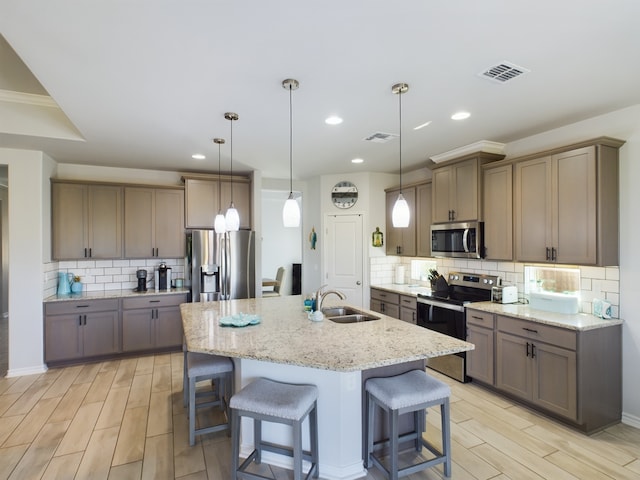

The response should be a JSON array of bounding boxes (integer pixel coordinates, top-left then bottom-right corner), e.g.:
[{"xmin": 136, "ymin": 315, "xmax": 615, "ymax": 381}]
[{"xmin": 430, "ymin": 140, "xmax": 506, "ymax": 164}]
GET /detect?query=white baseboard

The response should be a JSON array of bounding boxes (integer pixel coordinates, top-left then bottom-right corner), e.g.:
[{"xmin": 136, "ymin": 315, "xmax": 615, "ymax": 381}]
[
  {"xmin": 5, "ymin": 364, "xmax": 48, "ymax": 378},
  {"xmin": 621, "ymin": 411, "xmax": 640, "ymax": 429}
]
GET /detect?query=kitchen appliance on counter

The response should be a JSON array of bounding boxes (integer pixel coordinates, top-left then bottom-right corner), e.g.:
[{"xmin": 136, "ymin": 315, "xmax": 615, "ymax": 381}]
[
  {"xmin": 155, "ymin": 262, "xmax": 172, "ymax": 290},
  {"xmin": 430, "ymin": 221, "xmax": 484, "ymax": 259},
  {"xmin": 189, "ymin": 230, "xmax": 255, "ymax": 302},
  {"xmin": 491, "ymin": 285, "xmax": 518, "ymax": 304},
  {"xmin": 135, "ymin": 269, "xmax": 148, "ymax": 292},
  {"xmin": 417, "ymin": 271, "xmax": 499, "ymax": 382}
]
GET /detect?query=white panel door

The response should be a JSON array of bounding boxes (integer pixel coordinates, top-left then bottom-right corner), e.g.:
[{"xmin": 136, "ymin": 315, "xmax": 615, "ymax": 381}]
[{"xmin": 325, "ymin": 214, "xmax": 363, "ymax": 307}]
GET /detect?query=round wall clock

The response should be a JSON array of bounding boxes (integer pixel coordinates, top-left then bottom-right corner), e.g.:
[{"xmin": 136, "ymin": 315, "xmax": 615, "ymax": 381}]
[{"xmin": 331, "ymin": 181, "xmax": 358, "ymax": 209}]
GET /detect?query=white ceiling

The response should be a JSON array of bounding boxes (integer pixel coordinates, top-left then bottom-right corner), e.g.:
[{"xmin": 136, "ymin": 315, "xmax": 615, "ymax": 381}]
[{"xmin": 1, "ymin": 1, "xmax": 639, "ymax": 180}]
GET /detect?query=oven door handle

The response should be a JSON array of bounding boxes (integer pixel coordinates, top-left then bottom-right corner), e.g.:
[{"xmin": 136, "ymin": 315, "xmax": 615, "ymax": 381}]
[{"xmin": 417, "ymin": 298, "xmax": 465, "ymax": 312}]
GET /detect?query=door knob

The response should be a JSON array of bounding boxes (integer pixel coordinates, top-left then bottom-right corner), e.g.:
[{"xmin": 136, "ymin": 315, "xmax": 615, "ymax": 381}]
[{"xmin": 356, "ymin": 281, "xmax": 361, "ymax": 285}]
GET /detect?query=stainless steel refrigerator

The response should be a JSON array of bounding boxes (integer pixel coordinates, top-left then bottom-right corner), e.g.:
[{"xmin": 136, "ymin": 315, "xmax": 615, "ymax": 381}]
[{"xmin": 189, "ymin": 230, "xmax": 256, "ymax": 302}]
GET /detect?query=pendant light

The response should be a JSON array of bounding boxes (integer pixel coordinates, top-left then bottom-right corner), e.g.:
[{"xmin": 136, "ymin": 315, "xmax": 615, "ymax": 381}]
[
  {"xmin": 282, "ymin": 78, "xmax": 301, "ymax": 228},
  {"xmin": 224, "ymin": 112, "xmax": 240, "ymax": 231},
  {"xmin": 391, "ymin": 82, "xmax": 410, "ymax": 228},
  {"xmin": 213, "ymin": 137, "xmax": 227, "ymax": 234}
]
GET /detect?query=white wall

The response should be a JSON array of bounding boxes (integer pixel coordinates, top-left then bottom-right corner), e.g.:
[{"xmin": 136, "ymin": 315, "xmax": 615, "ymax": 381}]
[
  {"xmin": 1, "ymin": 148, "xmax": 52, "ymax": 376},
  {"xmin": 260, "ymin": 190, "xmax": 301, "ymax": 295}
]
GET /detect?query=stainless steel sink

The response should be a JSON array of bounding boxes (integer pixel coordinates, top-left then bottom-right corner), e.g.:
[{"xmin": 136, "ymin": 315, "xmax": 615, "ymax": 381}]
[{"xmin": 321, "ymin": 306, "xmax": 380, "ymax": 323}]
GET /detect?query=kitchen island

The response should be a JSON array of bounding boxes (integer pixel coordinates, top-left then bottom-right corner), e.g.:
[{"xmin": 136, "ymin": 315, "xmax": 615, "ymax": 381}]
[{"xmin": 181, "ymin": 295, "xmax": 473, "ymax": 480}]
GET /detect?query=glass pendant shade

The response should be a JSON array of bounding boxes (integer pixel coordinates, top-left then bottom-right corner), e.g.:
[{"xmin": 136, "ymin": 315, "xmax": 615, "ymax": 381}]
[
  {"xmin": 225, "ymin": 204, "xmax": 240, "ymax": 231},
  {"xmin": 392, "ymin": 193, "xmax": 410, "ymax": 228},
  {"xmin": 282, "ymin": 193, "xmax": 301, "ymax": 228},
  {"xmin": 214, "ymin": 213, "xmax": 226, "ymax": 233}
]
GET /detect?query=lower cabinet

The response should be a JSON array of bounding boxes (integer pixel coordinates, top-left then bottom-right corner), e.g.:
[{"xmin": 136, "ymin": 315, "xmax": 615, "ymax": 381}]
[
  {"xmin": 370, "ymin": 288, "xmax": 400, "ymax": 319},
  {"xmin": 399, "ymin": 295, "xmax": 417, "ymax": 324},
  {"xmin": 122, "ymin": 294, "xmax": 188, "ymax": 352},
  {"xmin": 466, "ymin": 310, "xmax": 495, "ymax": 385},
  {"xmin": 465, "ymin": 307, "xmax": 622, "ymax": 433},
  {"xmin": 45, "ymin": 299, "xmax": 120, "ymax": 363}
]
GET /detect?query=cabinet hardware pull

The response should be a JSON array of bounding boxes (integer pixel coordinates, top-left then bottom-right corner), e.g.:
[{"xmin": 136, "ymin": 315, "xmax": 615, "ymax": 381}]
[
  {"xmin": 523, "ymin": 327, "xmax": 538, "ymax": 333},
  {"xmin": 526, "ymin": 342, "xmax": 530, "ymax": 357},
  {"xmin": 89, "ymin": 248, "xmax": 92, "ymax": 257},
  {"xmin": 545, "ymin": 247, "xmax": 550, "ymax": 260},
  {"xmin": 531, "ymin": 343, "xmax": 536, "ymax": 358},
  {"xmin": 149, "ymin": 300, "xmax": 161, "ymax": 303},
  {"xmin": 551, "ymin": 247, "xmax": 557, "ymax": 261},
  {"xmin": 84, "ymin": 248, "xmax": 88, "ymax": 258},
  {"xmin": 76, "ymin": 305, "xmax": 90, "ymax": 308},
  {"xmin": 471, "ymin": 315, "xmax": 483, "ymax": 320},
  {"xmin": 79, "ymin": 315, "xmax": 82, "ymax": 326}
]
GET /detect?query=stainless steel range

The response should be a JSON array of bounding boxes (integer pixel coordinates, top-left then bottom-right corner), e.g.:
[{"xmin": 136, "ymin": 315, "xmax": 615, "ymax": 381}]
[{"xmin": 417, "ymin": 271, "xmax": 500, "ymax": 382}]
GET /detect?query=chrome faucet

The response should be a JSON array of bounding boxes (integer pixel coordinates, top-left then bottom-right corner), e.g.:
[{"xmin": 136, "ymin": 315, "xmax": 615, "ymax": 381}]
[{"xmin": 315, "ymin": 284, "xmax": 346, "ymax": 311}]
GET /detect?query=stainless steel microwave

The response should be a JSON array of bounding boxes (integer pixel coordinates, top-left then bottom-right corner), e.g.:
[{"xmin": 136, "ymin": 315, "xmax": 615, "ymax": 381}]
[{"xmin": 430, "ymin": 221, "xmax": 484, "ymax": 259}]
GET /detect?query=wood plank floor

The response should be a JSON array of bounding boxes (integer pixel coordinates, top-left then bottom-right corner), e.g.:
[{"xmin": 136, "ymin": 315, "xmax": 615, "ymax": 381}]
[{"xmin": 0, "ymin": 352, "xmax": 638, "ymax": 479}]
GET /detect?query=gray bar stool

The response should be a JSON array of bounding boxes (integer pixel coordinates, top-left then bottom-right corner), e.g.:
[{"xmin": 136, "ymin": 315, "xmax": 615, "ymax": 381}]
[
  {"xmin": 230, "ymin": 378, "xmax": 319, "ymax": 480},
  {"xmin": 365, "ymin": 369, "xmax": 452, "ymax": 479},
  {"xmin": 183, "ymin": 349, "xmax": 234, "ymax": 446}
]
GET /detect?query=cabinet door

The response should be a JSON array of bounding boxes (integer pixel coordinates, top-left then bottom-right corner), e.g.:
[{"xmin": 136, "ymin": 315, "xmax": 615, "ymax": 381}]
[
  {"xmin": 385, "ymin": 191, "xmax": 402, "ymax": 255},
  {"xmin": 221, "ymin": 180, "xmax": 252, "ymax": 230},
  {"xmin": 154, "ymin": 189, "xmax": 185, "ymax": 258},
  {"xmin": 531, "ymin": 342, "xmax": 577, "ymax": 420},
  {"xmin": 122, "ymin": 309, "xmax": 154, "ymax": 352},
  {"xmin": 124, "ymin": 187, "xmax": 155, "ymax": 258},
  {"xmin": 432, "ymin": 167, "xmax": 453, "ymax": 223},
  {"xmin": 385, "ymin": 188, "xmax": 416, "ymax": 256},
  {"xmin": 155, "ymin": 306, "xmax": 183, "ymax": 349},
  {"xmin": 466, "ymin": 325, "xmax": 494, "ymax": 385},
  {"xmin": 52, "ymin": 183, "xmax": 88, "ymax": 260},
  {"xmin": 88, "ymin": 185, "xmax": 123, "ymax": 258},
  {"xmin": 452, "ymin": 159, "xmax": 478, "ymax": 222},
  {"xmin": 514, "ymin": 157, "xmax": 553, "ymax": 262},
  {"xmin": 185, "ymin": 178, "xmax": 218, "ymax": 229},
  {"xmin": 496, "ymin": 332, "xmax": 531, "ymax": 401},
  {"xmin": 483, "ymin": 165, "xmax": 513, "ymax": 260},
  {"xmin": 45, "ymin": 314, "xmax": 83, "ymax": 362},
  {"xmin": 416, "ymin": 183, "xmax": 432, "ymax": 257},
  {"xmin": 83, "ymin": 311, "xmax": 120, "ymax": 357},
  {"xmin": 400, "ymin": 307, "xmax": 416, "ymax": 324},
  {"xmin": 554, "ymin": 147, "xmax": 596, "ymax": 265}
]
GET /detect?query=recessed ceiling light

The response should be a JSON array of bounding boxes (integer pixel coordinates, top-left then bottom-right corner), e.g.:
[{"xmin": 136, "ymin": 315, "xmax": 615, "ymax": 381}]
[
  {"xmin": 192, "ymin": 154, "xmax": 206, "ymax": 160},
  {"xmin": 451, "ymin": 112, "xmax": 470, "ymax": 120},
  {"xmin": 325, "ymin": 116, "xmax": 343, "ymax": 125},
  {"xmin": 414, "ymin": 121, "xmax": 432, "ymax": 130},
  {"xmin": 351, "ymin": 158, "xmax": 364, "ymax": 164}
]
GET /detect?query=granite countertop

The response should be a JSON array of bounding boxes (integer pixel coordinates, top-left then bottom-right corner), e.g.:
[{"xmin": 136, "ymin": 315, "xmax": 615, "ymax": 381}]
[
  {"xmin": 467, "ymin": 301, "xmax": 623, "ymax": 331},
  {"xmin": 180, "ymin": 295, "xmax": 473, "ymax": 372},
  {"xmin": 371, "ymin": 283, "xmax": 432, "ymax": 297},
  {"xmin": 44, "ymin": 287, "xmax": 190, "ymax": 303}
]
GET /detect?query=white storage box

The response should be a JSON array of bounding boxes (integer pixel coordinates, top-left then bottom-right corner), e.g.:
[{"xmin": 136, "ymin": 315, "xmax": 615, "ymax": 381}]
[{"xmin": 529, "ymin": 291, "xmax": 579, "ymax": 314}]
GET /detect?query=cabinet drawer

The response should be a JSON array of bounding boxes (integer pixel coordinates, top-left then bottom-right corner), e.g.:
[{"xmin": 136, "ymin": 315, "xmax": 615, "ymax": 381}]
[
  {"xmin": 45, "ymin": 298, "xmax": 120, "ymax": 315},
  {"xmin": 467, "ymin": 309, "xmax": 495, "ymax": 328},
  {"xmin": 370, "ymin": 288, "xmax": 399, "ymax": 305},
  {"xmin": 123, "ymin": 294, "xmax": 188, "ymax": 310},
  {"xmin": 497, "ymin": 315, "xmax": 576, "ymax": 350},
  {"xmin": 399, "ymin": 295, "xmax": 417, "ymax": 310}
]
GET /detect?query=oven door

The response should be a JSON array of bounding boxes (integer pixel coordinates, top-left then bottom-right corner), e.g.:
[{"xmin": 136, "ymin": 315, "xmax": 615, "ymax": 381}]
[{"xmin": 417, "ymin": 297, "xmax": 468, "ymax": 382}]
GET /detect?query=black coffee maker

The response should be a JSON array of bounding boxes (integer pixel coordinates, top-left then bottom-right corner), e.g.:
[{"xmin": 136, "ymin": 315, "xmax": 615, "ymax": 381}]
[
  {"xmin": 157, "ymin": 262, "xmax": 172, "ymax": 290},
  {"xmin": 136, "ymin": 269, "xmax": 147, "ymax": 292}
]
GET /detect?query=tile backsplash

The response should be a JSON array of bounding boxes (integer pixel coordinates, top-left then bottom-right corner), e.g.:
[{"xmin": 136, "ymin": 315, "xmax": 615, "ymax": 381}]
[
  {"xmin": 370, "ymin": 256, "xmax": 620, "ymax": 318},
  {"xmin": 44, "ymin": 258, "xmax": 188, "ymax": 298}
]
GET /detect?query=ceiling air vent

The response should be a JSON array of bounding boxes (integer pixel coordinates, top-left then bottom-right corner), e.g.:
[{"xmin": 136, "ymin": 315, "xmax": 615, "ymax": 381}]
[
  {"xmin": 479, "ymin": 62, "xmax": 530, "ymax": 83},
  {"xmin": 363, "ymin": 132, "xmax": 398, "ymax": 143}
]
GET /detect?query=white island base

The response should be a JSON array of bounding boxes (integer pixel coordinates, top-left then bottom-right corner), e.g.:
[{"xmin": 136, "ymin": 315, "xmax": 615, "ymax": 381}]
[{"xmin": 236, "ymin": 358, "xmax": 426, "ymax": 480}]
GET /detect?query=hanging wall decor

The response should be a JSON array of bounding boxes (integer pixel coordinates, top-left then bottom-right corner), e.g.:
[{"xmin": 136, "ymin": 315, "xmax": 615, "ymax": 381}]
[
  {"xmin": 372, "ymin": 227, "xmax": 384, "ymax": 247},
  {"xmin": 309, "ymin": 227, "xmax": 317, "ymax": 250}
]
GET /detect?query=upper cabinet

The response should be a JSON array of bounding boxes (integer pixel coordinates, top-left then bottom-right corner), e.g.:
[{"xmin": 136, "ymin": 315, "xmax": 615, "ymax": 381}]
[
  {"xmin": 52, "ymin": 182, "xmax": 123, "ymax": 260},
  {"xmin": 183, "ymin": 174, "xmax": 252, "ymax": 230},
  {"xmin": 385, "ymin": 187, "xmax": 416, "ymax": 256},
  {"xmin": 482, "ymin": 164, "xmax": 513, "ymax": 261},
  {"xmin": 124, "ymin": 187, "xmax": 185, "ymax": 259},
  {"xmin": 416, "ymin": 182, "xmax": 433, "ymax": 257},
  {"xmin": 514, "ymin": 139, "xmax": 623, "ymax": 265},
  {"xmin": 431, "ymin": 153, "xmax": 505, "ymax": 224}
]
